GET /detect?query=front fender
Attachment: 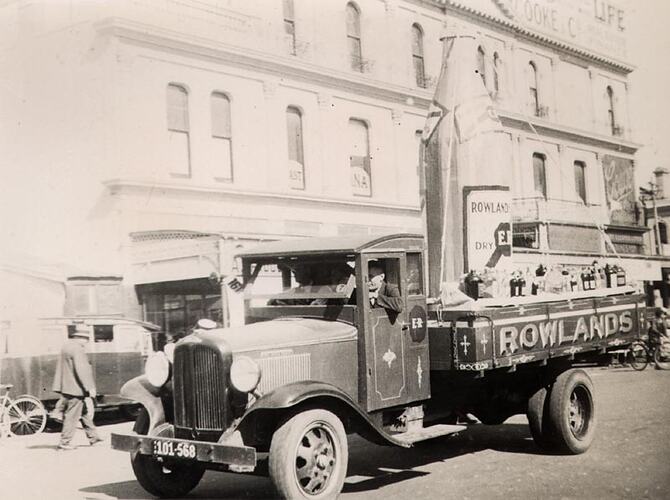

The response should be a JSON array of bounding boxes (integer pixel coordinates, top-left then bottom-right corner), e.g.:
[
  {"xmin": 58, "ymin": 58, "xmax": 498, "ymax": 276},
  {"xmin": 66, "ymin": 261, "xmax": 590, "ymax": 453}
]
[
  {"xmin": 241, "ymin": 381, "xmax": 410, "ymax": 448},
  {"xmin": 120, "ymin": 375, "xmax": 166, "ymax": 433}
]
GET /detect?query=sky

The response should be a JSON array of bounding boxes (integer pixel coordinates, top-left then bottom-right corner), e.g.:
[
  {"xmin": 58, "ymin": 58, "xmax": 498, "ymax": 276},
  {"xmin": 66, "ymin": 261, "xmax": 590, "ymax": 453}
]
[{"xmin": 626, "ymin": 0, "xmax": 670, "ymax": 186}]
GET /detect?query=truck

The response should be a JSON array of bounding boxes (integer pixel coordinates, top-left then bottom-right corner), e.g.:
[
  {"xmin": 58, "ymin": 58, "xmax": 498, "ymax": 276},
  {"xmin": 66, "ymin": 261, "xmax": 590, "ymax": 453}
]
[{"xmin": 111, "ymin": 233, "xmax": 646, "ymax": 499}]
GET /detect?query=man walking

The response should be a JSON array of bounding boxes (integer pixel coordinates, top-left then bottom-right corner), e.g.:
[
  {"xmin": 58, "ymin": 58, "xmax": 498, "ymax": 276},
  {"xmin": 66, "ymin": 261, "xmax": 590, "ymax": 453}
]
[{"xmin": 52, "ymin": 324, "xmax": 103, "ymax": 450}]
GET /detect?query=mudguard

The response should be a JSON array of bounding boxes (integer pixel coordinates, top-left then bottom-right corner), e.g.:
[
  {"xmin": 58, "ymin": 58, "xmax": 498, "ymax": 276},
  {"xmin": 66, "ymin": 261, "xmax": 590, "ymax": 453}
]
[
  {"xmin": 241, "ymin": 381, "xmax": 410, "ymax": 448},
  {"xmin": 119, "ymin": 375, "xmax": 166, "ymax": 433}
]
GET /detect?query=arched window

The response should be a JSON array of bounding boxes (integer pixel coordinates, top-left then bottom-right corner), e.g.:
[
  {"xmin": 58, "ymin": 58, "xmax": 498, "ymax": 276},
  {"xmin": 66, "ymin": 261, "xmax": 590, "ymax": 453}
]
[
  {"xmin": 283, "ymin": 0, "xmax": 296, "ymax": 55},
  {"xmin": 528, "ymin": 61, "xmax": 539, "ymax": 116},
  {"xmin": 476, "ymin": 45, "xmax": 486, "ymax": 87},
  {"xmin": 532, "ymin": 152, "xmax": 547, "ymax": 199},
  {"xmin": 606, "ymin": 86, "xmax": 616, "ymax": 135},
  {"xmin": 346, "ymin": 3, "xmax": 363, "ymax": 72},
  {"xmin": 211, "ymin": 92, "xmax": 233, "ymax": 181},
  {"xmin": 411, "ymin": 24, "xmax": 425, "ymax": 88},
  {"xmin": 286, "ymin": 106, "xmax": 305, "ymax": 190},
  {"xmin": 493, "ymin": 52, "xmax": 501, "ymax": 93},
  {"xmin": 166, "ymin": 84, "xmax": 190, "ymax": 176},
  {"xmin": 349, "ymin": 118, "xmax": 371, "ymax": 196}
]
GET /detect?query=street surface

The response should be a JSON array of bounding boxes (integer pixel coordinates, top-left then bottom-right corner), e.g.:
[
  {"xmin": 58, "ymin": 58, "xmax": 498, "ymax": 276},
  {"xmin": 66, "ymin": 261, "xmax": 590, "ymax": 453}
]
[{"xmin": 1, "ymin": 367, "xmax": 669, "ymax": 499}]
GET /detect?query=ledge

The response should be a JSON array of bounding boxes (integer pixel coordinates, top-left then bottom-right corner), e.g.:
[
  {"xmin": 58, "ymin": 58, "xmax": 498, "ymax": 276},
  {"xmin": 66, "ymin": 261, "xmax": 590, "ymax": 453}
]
[{"xmin": 103, "ymin": 178, "xmax": 422, "ymax": 214}]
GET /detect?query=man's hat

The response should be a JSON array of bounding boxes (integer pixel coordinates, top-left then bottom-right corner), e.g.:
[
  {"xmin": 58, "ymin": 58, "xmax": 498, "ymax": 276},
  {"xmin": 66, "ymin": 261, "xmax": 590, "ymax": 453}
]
[{"xmin": 72, "ymin": 325, "xmax": 91, "ymax": 339}]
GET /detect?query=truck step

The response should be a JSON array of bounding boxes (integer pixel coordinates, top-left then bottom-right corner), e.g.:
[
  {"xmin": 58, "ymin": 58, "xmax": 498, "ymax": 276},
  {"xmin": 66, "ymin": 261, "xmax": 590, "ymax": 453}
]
[{"xmin": 393, "ymin": 424, "xmax": 466, "ymax": 445}]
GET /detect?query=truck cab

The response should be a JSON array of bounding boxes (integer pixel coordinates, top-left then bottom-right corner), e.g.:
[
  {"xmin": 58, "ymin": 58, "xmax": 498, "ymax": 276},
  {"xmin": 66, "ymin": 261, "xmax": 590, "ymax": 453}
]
[{"xmin": 111, "ymin": 233, "xmax": 641, "ymax": 499}]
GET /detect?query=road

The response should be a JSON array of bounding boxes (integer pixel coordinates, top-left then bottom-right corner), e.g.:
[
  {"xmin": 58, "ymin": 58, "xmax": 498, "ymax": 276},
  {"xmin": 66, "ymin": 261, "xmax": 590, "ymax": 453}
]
[{"xmin": 1, "ymin": 367, "xmax": 669, "ymax": 499}]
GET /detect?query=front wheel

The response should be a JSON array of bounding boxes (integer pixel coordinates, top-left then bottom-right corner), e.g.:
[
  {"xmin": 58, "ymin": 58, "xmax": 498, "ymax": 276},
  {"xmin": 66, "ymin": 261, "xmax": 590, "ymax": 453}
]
[
  {"xmin": 546, "ymin": 369, "xmax": 596, "ymax": 455},
  {"xmin": 653, "ymin": 343, "xmax": 670, "ymax": 370},
  {"xmin": 7, "ymin": 396, "xmax": 47, "ymax": 436},
  {"xmin": 130, "ymin": 410, "xmax": 205, "ymax": 498},
  {"xmin": 628, "ymin": 342, "xmax": 649, "ymax": 371},
  {"xmin": 269, "ymin": 409, "xmax": 348, "ymax": 499}
]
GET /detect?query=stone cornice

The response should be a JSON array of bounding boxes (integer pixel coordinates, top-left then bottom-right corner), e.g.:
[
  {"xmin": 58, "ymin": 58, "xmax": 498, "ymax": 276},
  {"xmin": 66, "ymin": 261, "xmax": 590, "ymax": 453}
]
[
  {"xmin": 95, "ymin": 17, "xmax": 433, "ymax": 109},
  {"xmin": 103, "ymin": 178, "xmax": 422, "ymax": 214}
]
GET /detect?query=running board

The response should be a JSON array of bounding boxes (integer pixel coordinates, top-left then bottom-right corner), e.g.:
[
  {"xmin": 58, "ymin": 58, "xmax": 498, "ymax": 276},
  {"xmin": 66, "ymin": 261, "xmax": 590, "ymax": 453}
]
[{"xmin": 393, "ymin": 424, "xmax": 466, "ymax": 445}]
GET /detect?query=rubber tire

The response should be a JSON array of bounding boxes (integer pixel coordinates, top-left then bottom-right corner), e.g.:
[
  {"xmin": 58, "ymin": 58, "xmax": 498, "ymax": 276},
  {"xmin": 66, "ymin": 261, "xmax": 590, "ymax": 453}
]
[
  {"xmin": 527, "ymin": 385, "xmax": 554, "ymax": 451},
  {"xmin": 8, "ymin": 396, "xmax": 47, "ymax": 436},
  {"xmin": 269, "ymin": 409, "xmax": 348, "ymax": 499},
  {"xmin": 628, "ymin": 342, "xmax": 649, "ymax": 371},
  {"xmin": 546, "ymin": 369, "xmax": 596, "ymax": 455},
  {"xmin": 130, "ymin": 409, "xmax": 205, "ymax": 499},
  {"xmin": 653, "ymin": 345, "xmax": 670, "ymax": 370}
]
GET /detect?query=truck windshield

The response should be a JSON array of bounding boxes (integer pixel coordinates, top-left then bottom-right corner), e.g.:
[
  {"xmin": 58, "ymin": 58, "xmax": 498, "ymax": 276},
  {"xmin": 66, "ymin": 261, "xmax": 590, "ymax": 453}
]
[{"xmin": 244, "ymin": 258, "xmax": 356, "ymax": 306}]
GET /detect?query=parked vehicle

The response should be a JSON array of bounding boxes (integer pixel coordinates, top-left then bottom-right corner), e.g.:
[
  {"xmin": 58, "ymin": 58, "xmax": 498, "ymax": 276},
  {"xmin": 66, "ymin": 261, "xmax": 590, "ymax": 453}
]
[
  {"xmin": 111, "ymin": 234, "xmax": 645, "ymax": 499},
  {"xmin": 0, "ymin": 317, "xmax": 160, "ymax": 412}
]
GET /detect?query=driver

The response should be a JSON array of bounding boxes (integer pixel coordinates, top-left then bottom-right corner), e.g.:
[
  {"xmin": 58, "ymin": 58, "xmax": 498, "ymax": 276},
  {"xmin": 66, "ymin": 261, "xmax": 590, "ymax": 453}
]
[{"xmin": 368, "ymin": 261, "xmax": 403, "ymax": 313}]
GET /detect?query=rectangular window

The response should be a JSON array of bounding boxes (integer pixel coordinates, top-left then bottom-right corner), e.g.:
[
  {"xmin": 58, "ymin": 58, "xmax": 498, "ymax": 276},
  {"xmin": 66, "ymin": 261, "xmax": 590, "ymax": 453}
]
[
  {"xmin": 93, "ymin": 325, "xmax": 114, "ymax": 343},
  {"xmin": 286, "ymin": 106, "xmax": 305, "ymax": 189},
  {"xmin": 349, "ymin": 119, "xmax": 371, "ymax": 196},
  {"xmin": 283, "ymin": 0, "xmax": 296, "ymax": 55},
  {"xmin": 166, "ymin": 84, "xmax": 191, "ymax": 176},
  {"xmin": 211, "ymin": 92, "xmax": 233, "ymax": 181},
  {"xmin": 406, "ymin": 253, "xmax": 424, "ymax": 295},
  {"xmin": 533, "ymin": 153, "xmax": 547, "ymax": 199},
  {"xmin": 574, "ymin": 161, "xmax": 587, "ymax": 203}
]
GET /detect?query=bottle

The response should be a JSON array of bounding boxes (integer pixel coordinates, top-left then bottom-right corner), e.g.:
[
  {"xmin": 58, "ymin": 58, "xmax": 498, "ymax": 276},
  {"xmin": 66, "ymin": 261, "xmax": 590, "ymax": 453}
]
[
  {"xmin": 581, "ymin": 268, "xmax": 590, "ymax": 291},
  {"xmin": 510, "ymin": 272, "xmax": 519, "ymax": 297},
  {"xmin": 464, "ymin": 270, "xmax": 483, "ymax": 300},
  {"xmin": 616, "ymin": 265, "xmax": 626, "ymax": 287},
  {"xmin": 570, "ymin": 273, "xmax": 578, "ymax": 292},
  {"xmin": 604, "ymin": 263, "xmax": 614, "ymax": 288},
  {"xmin": 561, "ymin": 268, "xmax": 570, "ymax": 293}
]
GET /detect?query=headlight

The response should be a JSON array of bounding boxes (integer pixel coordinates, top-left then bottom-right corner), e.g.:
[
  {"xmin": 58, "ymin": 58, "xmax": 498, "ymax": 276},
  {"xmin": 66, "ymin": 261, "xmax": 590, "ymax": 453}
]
[
  {"xmin": 145, "ymin": 352, "xmax": 170, "ymax": 387},
  {"xmin": 230, "ymin": 356, "xmax": 261, "ymax": 393}
]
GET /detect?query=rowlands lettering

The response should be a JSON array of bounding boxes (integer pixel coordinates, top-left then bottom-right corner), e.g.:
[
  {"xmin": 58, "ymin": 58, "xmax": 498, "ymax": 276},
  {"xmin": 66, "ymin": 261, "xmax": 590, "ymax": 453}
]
[{"xmin": 499, "ymin": 311, "xmax": 633, "ymax": 355}]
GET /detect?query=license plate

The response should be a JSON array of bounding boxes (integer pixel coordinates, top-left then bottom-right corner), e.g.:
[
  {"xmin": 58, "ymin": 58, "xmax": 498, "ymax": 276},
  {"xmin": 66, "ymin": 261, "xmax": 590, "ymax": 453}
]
[{"xmin": 152, "ymin": 439, "xmax": 197, "ymax": 459}]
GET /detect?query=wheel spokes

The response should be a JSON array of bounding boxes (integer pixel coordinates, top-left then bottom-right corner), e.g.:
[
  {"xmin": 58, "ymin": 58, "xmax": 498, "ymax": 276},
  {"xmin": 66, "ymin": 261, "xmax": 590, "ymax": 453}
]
[{"xmin": 294, "ymin": 424, "xmax": 337, "ymax": 495}]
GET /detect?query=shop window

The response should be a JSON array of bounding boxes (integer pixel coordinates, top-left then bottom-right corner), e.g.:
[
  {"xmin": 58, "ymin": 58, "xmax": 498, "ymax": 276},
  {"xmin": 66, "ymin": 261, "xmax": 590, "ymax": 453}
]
[
  {"xmin": 211, "ymin": 92, "xmax": 233, "ymax": 181},
  {"xmin": 286, "ymin": 106, "xmax": 305, "ymax": 189},
  {"xmin": 283, "ymin": 0, "xmax": 296, "ymax": 55},
  {"xmin": 477, "ymin": 45, "xmax": 486, "ymax": 87},
  {"xmin": 533, "ymin": 153, "xmax": 547, "ymax": 199},
  {"xmin": 574, "ymin": 161, "xmax": 587, "ymax": 203},
  {"xmin": 406, "ymin": 253, "xmax": 424, "ymax": 295},
  {"xmin": 527, "ymin": 61, "xmax": 539, "ymax": 116},
  {"xmin": 411, "ymin": 24, "xmax": 425, "ymax": 88},
  {"xmin": 346, "ymin": 3, "xmax": 363, "ymax": 72},
  {"xmin": 513, "ymin": 224, "xmax": 540, "ymax": 249},
  {"xmin": 349, "ymin": 118, "xmax": 371, "ymax": 196},
  {"xmin": 166, "ymin": 83, "xmax": 191, "ymax": 176}
]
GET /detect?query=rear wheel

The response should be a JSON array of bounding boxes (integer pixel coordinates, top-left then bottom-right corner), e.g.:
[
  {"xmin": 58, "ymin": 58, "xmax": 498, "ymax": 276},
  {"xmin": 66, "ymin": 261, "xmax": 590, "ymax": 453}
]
[
  {"xmin": 546, "ymin": 369, "xmax": 596, "ymax": 454},
  {"xmin": 7, "ymin": 396, "xmax": 47, "ymax": 436},
  {"xmin": 653, "ymin": 342, "xmax": 670, "ymax": 370},
  {"xmin": 130, "ymin": 409, "xmax": 205, "ymax": 498},
  {"xmin": 269, "ymin": 409, "xmax": 348, "ymax": 499},
  {"xmin": 628, "ymin": 342, "xmax": 649, "ymax": 371},
  {"xmin": 527, "ymin": 385, "xmax": 553, "ymax": 451}
]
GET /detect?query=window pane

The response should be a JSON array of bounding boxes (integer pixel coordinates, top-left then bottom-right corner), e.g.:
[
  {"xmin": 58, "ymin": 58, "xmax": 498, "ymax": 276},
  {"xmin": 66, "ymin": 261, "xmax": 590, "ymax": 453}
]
[
  {"xmin": 477, "ymin": 46, "xmax": 486, "ymax": 86},
  {"xmin": 286, "ymin": 107, "xmax": 305, "ymax": 189},
  {"xmin": 167, "ymin": 130, "xmax": 190, "ymax": 176},
  {"xmin": 211, "ymin": 93, "xmax": 231, "ymax": 138},
  {"xmin": 411, "ymin": 25, "xmax": 423, "ymax": 56},
  {"xmin": 413, "ymin": 56, "xmax": 425, "ymax": 87},
  {"xmin": 283, "ymin": 0, "xmax": 294, "ymax": 20},
  {"xmin": 406, "ymin": 253, "xmax": 424, "ymax": 295},
  {"xmin": 574, "ymin": 161, "xmax": 586, "ymax": 203},
  {"xmin": 533, "ymin": 154, "xmax": 546, "ymax": 198},
  {"xmin": 93, "ymin": 325, "xmax": 114, "ymax": 343},
  {"xmin": 346, "ymin": 4, "xmax": 360, "ymax": 37},
  {"xmin": 212, "ymin": 137, "xmax": 233, "ymax": 181},
  {"xmin": 348, "ymin": 37, "xmax": 362, "ymax": 71},
  {"xmin": 493, "ymin": 53, "xmax": 501, "ymax": 92},
  {"xmin": 349, "ymin": 119, "xmax": 371, "ymax": 196},
  {"xmin": 167, "ymin": 84, "xmax": 188, "ymax": 132}
]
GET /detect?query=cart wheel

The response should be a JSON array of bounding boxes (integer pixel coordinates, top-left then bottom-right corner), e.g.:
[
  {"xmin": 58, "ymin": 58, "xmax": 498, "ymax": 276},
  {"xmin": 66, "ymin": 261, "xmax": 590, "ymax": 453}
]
[
  {"xmin": 653, "ymin": 344, "xmax": 670, "ymax": 370},
  {"xmin": 628, "ymin": 342, "xmax": 649, "ymax": 371},
  {"xmin": 8, "ymin": 396, "xmax": 47, "ymax": 436},
  {"xmin": 130, "ymin": 409, "xmax": 205, "ymax": 498},
  {"xmin": 269, "ymin": 409, "xmax": 348, "ymax": 499},
  {"xmin": 546, "ymin": 369, "xmax": 596, "ymax": 455}
]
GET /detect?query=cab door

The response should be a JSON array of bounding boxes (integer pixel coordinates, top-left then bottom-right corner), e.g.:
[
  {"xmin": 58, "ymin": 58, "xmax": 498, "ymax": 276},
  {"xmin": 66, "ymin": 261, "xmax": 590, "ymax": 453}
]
[{"xmin": 360, "ymin": 253, "xmax": 407, "ymax": 412}]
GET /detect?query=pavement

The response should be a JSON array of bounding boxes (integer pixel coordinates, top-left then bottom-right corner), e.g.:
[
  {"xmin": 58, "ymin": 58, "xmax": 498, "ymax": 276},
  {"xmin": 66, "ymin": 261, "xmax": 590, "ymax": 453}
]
[{"xmin": 0, "ymin": 366, "xmax": 668, "ymax": 499}]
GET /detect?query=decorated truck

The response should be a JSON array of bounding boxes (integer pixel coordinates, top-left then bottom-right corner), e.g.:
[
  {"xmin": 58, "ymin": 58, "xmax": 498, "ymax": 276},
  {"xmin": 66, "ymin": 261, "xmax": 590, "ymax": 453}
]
[{"xmin": 111, "ymin": 233, "xmax": 645, "ymax": 499}]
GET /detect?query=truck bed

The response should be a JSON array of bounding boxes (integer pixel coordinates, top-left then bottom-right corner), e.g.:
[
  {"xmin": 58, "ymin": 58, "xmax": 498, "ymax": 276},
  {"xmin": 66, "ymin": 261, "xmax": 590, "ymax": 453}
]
[{"xmin": 428, "ymin": 290, "xmax": 646, "ymax": 371}]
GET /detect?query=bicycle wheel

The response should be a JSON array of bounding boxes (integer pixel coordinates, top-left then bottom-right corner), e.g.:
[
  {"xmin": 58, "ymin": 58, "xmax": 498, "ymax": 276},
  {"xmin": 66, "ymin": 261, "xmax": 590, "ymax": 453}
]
[
  {"xmin": 653, "ymin": 345, "xmax": 670, "ymax": 370},
  {"xmin": 628, "ymin": 342, "xmax": 649, "ymax": 371},
  {"xmin": 7, "ymin": 396, "xmax": 47, "ymax": 436}
]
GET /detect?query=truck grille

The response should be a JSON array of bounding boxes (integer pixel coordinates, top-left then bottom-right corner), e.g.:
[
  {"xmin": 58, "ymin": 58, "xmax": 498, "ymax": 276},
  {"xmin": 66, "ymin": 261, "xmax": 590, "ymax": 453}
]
[{"xmin": 173, "ymin": 343, "xmax": 229, "ymax": 437}]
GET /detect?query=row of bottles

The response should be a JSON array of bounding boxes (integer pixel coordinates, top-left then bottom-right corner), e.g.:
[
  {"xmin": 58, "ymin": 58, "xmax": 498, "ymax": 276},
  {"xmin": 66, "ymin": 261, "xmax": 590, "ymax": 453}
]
[{"xmin": 463, "ymin": 262, "xmax": 627, "ymax": 300}]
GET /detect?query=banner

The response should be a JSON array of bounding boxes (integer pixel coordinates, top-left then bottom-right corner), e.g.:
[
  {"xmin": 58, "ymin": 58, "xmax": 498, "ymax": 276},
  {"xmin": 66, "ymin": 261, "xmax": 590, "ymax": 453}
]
[{"xmin": 464, "ymin": 186, "xmax": 513, "ymax": 271}]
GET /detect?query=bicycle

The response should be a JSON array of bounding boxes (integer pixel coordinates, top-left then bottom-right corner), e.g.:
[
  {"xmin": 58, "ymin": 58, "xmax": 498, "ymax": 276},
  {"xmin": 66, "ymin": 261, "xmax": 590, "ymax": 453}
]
[
  {"xmin": 0, "ymin": 384, "xmax": 48, "ymax": 437},
  {"xmin": 625, "ymin": 339, "xmax": 670, "ymax": 371}
]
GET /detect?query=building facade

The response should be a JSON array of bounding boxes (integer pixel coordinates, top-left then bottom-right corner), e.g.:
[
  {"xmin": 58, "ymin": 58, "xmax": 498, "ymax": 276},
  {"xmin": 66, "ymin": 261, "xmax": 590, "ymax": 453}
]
[{"xmin": 0, "ymin": 0, "xmax": 660, "ymax": 343}]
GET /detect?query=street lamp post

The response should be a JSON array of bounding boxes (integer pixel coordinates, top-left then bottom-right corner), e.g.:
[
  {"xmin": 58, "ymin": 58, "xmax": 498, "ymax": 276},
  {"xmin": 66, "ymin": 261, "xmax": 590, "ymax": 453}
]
[{"xmin": 640, "ymin": 183, "xmax": 663, "ymax": 256}]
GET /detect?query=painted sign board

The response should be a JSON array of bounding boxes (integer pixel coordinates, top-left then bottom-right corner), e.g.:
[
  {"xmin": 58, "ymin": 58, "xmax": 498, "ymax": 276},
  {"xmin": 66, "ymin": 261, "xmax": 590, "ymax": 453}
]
[{"xmin": 464, "ymin": 186, "xmax": 513, "ymax": 271}]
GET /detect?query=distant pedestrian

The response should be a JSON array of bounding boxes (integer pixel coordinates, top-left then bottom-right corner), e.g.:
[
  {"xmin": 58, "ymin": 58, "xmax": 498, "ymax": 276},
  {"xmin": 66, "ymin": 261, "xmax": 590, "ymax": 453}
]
[{"xmin": 52, "ymin": 325, "xmax": 103, "ymax": 450}]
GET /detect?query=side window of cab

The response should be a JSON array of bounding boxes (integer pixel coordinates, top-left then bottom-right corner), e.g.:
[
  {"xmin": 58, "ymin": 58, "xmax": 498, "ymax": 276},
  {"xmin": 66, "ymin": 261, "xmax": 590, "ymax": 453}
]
[{"xmin": 406, "ymin": 252, "xmax": 424, "ymax": 296}]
